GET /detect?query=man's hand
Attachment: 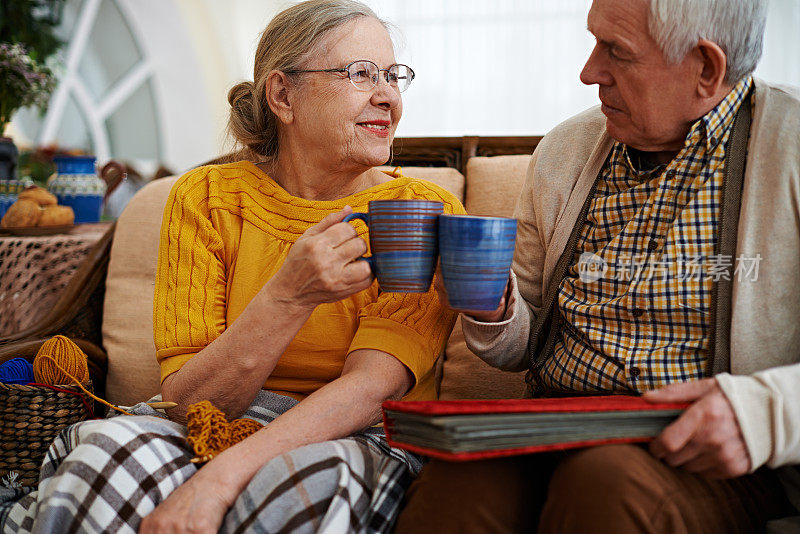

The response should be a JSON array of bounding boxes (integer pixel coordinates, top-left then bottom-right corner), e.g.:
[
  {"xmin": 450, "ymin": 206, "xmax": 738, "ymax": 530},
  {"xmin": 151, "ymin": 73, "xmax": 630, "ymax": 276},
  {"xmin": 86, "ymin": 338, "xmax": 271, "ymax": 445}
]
[{"xmin": 644, "ymin": 378, "xmax": 752, "ymax": 479}]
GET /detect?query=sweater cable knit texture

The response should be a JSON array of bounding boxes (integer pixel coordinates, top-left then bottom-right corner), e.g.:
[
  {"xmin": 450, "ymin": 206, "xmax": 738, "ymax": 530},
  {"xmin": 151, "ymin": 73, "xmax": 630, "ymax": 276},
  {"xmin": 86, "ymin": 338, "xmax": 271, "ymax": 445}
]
[{"xmin": 153, "ymin": 161, "xmax": 464, "ymax": 401}]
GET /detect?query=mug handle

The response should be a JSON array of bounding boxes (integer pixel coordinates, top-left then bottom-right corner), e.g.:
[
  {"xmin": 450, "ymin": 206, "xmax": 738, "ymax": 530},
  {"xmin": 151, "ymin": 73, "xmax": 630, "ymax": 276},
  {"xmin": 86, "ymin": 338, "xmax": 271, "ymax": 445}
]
[
  {"xmin": 99, "ymin": 160, "xmax": 127, "ymax": 200},
  {"xmin": 342, "ymin": 212, "xmax": 374, "ymax": 270}
]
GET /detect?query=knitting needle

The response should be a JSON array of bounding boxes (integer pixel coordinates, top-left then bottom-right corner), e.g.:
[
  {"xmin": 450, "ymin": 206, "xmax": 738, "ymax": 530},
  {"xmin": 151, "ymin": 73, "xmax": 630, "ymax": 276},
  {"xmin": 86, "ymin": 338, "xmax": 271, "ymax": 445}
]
[{"xmin": 146, "ymin": 401, "xmax": 178, "ymax": 409}]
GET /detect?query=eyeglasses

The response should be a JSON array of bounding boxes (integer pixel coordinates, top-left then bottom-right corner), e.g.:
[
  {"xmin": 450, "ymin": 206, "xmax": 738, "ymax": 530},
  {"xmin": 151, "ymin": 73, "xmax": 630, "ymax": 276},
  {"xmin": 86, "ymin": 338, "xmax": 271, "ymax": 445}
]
[{"xmin": 285, "ymin": 60, "xmax": 415, "ymax": 93}]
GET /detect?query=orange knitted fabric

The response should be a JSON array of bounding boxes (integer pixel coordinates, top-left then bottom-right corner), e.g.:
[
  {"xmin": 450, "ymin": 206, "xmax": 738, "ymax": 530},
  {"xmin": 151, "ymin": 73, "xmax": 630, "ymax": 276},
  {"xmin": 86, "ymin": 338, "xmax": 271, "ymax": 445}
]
[
  {"xmin": 153, "ymin": 161, "xmax": 464, "ymax": 402},
  {"xmin": 186, "ymin": 400, "xmax": 263, "ymax": 462}
]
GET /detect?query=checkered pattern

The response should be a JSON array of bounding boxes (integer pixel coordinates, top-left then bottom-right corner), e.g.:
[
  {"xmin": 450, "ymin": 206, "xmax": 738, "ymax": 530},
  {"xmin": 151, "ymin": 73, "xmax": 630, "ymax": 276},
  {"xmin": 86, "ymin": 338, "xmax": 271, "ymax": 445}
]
[
  {"xmin": 538, "ymin": 77, "xmax": 753, "ymax": 393},
  {"xmin": 0, "ymin": 392, "xmax": 421, "ymax": 533},
  {"xmin": 224, "ymin": 433, "xmax": 419, "ymax": 533}
]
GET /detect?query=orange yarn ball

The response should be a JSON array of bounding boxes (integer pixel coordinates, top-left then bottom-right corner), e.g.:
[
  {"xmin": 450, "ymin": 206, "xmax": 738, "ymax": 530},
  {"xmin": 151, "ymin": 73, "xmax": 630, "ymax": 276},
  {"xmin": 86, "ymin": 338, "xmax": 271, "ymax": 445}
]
[
  {"xmin": 186, "ymin": 400, "xmax": 264, "ymax": 462},
  {"xmin": 33, "ymin": 335, "xmax": 90, "ymax": 385}
]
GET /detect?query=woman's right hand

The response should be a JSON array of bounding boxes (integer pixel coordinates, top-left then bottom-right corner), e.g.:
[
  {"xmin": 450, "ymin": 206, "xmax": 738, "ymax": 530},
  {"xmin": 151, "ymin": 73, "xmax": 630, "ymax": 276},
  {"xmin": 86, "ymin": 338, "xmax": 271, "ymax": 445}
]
[{"xmin": 266, "ymin": 206, "xmax": 373, "ymax": 309}]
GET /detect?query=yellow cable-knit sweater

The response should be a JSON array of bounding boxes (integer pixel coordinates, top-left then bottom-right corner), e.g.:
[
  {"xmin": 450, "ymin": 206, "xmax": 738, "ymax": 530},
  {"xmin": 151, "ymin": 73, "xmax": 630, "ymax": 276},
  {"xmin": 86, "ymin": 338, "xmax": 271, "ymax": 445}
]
[{"xmin": 153, "ymin": 160, "xmax": 464, "ymax": 401}]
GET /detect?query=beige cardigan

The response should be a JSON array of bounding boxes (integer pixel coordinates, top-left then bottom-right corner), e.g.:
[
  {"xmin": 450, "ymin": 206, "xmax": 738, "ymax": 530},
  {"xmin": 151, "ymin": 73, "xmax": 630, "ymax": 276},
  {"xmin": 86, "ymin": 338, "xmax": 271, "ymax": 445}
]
[{"xmin": 463, "ymin": 79, "xmax": 800, "ymax": 487}]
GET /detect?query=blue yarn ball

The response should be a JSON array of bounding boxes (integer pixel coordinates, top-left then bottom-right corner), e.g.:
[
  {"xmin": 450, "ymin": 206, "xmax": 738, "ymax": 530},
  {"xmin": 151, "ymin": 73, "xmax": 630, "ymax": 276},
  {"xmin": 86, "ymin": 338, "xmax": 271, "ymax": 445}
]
[{"xmin": 0, "ymin": 358, "xmax": 35, "ymax": 385}]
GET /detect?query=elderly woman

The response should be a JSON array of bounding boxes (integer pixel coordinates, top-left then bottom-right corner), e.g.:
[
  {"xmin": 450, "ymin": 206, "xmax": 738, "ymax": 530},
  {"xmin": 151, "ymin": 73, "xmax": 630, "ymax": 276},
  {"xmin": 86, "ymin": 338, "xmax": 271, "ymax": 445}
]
[{"xmin": 0, "ymin": 2, "xmax": 462, "ymax": 533}]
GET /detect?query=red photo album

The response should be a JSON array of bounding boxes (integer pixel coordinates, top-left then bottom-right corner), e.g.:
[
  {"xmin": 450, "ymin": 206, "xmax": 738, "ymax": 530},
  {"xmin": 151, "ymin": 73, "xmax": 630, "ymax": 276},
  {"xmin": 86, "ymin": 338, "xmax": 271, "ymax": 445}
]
[{"xmin": 382, "ymin": 396, "xmax": 688, "ymax": 461}]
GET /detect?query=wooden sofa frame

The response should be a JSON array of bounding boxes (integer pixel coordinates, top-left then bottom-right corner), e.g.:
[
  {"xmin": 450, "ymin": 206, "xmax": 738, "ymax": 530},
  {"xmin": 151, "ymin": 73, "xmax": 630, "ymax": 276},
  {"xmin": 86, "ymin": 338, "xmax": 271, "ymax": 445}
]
[{"xmin": 0, "ymin": 135, "xmax": 542, "ymax": 398}]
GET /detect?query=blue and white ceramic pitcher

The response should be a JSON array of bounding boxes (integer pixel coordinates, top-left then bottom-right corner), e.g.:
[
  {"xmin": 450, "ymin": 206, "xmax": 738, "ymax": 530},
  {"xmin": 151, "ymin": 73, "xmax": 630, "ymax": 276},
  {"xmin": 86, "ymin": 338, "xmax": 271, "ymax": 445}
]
[{"xmin": 47, "ymin": 156, "xmax": 125, "ymax": 223}]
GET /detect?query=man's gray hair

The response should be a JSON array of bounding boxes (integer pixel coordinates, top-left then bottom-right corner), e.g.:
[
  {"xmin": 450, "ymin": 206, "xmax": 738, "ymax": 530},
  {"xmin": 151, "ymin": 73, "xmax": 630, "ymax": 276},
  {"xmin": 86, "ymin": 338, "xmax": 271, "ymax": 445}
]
[{"xmin": 647, "ymin": 0, "xmax": 768, "ymax": 84}]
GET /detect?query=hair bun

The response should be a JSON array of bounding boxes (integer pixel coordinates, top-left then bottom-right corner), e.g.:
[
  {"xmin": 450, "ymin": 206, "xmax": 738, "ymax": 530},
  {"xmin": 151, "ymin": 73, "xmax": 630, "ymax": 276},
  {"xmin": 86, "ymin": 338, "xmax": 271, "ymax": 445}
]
[{"xmin": 227, "ymin": 81, "xmax": 255, "ymax": 107}]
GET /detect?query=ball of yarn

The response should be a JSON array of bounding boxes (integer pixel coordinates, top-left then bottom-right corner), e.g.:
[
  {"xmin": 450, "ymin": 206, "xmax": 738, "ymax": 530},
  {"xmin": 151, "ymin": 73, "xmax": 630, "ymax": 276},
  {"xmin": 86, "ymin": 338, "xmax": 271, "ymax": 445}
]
[
  {"xmin": 0, "ymin": 358, "xmax": 35, "ymax": 385},
  {"xmin": 33, "ymin": 335, "xmax": 89, "ymax": 386}
]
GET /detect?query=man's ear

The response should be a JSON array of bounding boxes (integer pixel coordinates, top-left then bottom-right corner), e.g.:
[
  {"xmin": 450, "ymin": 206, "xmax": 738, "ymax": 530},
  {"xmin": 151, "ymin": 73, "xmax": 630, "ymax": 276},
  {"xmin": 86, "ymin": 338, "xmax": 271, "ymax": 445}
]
[
  {"xmin": 265, "ymin": 70, "xmax": 295, "ymax": 125},
  {"xmin": 695, "ymin": 39, "xmax": 729, "ymax": 99}
]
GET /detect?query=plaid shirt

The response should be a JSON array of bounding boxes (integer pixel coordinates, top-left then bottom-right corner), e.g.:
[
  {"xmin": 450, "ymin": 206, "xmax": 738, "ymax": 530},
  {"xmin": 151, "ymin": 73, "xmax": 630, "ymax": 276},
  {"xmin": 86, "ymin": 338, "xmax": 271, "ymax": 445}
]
[{"xmin": 538, "ymin": 77, "xmax": 753, "ymax": 393}]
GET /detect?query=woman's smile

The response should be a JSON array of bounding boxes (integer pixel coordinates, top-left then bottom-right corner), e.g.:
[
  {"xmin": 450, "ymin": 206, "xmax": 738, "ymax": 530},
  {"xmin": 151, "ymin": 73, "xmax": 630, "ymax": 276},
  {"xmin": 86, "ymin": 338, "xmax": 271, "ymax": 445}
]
[{"xmin": 357, "ymin": 119, "xmax": 391, "ymax": 137}]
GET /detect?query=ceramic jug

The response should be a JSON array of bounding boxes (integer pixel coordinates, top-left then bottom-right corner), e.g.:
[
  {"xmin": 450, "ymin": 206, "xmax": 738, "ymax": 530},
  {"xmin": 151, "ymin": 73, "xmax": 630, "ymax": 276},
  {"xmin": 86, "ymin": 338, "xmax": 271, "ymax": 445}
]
[{"xmin": 47, "ymin": 156, "xmax": 125, "ymax": 223}]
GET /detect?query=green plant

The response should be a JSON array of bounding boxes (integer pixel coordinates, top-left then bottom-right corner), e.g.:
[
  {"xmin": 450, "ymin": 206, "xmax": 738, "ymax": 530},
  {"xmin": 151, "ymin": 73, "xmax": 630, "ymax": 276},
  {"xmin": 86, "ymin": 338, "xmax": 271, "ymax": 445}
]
[
  {"xmin": 0, "ymin": 0, "xmax": 65, "ymax": 131},
  {"xmin": 0, "ymin": 43, "xmax": 56, "ymax": 129},
  {"xmin": 17, "ymin": 147, "xmax": 57, "ymax": 187},
  {"xmin": 0, "ymin": 0, "xmax": 65, "ymax": 63}
]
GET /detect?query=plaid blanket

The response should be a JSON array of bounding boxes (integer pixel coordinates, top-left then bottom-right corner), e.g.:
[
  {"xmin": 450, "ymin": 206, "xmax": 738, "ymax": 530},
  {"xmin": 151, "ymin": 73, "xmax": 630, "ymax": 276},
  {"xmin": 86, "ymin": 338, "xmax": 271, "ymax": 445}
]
[{"xmin": 1, "ymin": 391, "xmax": 422, "ymax": 533}]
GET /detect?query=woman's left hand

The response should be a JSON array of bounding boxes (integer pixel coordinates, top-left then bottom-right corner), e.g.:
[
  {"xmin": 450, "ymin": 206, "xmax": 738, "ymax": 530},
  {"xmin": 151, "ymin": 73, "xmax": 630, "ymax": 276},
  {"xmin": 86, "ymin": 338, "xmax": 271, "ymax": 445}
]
[{"xmin": 139, "ymin": 473, "xmax": 233, "ymax": 534}]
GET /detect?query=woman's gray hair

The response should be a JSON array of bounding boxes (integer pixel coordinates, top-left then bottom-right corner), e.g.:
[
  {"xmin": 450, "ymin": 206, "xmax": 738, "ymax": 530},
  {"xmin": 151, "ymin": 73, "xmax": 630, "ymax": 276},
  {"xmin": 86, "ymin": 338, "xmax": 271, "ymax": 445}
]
[
  {"xmin": 647, "ymin": 0, "xmax": 768, "ymax": 84},
  {"xmin": 228, "ymin": 0, "xmax": 387, "ymax": 160}
]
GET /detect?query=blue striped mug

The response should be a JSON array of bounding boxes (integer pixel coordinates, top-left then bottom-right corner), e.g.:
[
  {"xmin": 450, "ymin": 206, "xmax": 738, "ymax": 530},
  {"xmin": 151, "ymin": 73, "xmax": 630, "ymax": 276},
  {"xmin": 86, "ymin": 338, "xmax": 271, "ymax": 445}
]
[
  {"xmin": 438, "ymin": 214, "xmax": 517, "ymax": 310},
  {"xmin": 344, "ymin": 199, "xmax": 443, "ymax": 293}
]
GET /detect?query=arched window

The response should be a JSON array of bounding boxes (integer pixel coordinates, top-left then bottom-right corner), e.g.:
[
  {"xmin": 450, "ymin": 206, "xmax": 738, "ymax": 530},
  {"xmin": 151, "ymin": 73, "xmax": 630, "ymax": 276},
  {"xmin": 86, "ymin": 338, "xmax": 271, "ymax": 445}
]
[{"xmin": 15, "ymin": 0, "xmax": 162, "ymax": 164}]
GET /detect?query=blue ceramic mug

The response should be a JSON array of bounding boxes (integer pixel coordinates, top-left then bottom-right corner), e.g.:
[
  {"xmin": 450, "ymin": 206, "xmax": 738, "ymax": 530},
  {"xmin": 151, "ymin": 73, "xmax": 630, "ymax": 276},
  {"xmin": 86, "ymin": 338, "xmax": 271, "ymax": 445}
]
[
  {"xmin": 438, "ymin": 214, "xmax": 517, "ymax": 310},
  {"xmin": 343, "ymin": 199, "xmax": 443, "ymax": 292}
]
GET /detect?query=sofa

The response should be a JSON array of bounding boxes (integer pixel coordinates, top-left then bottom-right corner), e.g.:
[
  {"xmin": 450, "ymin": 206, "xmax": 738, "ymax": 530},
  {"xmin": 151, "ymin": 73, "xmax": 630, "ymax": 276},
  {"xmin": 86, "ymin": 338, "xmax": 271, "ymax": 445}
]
[{"xmin": 0, "ymin": 135, "xmax": 541, "ymax": 407}]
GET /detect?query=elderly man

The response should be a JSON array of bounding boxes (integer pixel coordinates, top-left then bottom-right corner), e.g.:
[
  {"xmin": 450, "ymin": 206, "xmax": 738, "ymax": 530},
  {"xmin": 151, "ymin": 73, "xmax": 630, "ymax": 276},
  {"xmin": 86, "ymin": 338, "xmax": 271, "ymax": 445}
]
[{"xmin": 394, "ymin": 0, "xmax": 800, "ymax": 532}]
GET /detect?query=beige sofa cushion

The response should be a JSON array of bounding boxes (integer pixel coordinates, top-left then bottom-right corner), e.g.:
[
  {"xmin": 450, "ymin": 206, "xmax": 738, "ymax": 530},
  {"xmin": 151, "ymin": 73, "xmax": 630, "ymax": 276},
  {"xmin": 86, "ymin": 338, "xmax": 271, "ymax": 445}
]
[
  {"xmin": 439, "ymin": 155, "xmax": 532, "ymax": 400},
  {"xmin": 103, "ymin": 176, "xmax": 178, "ymax": 405},
  {"xmin": 379, "ymin": 165, "xmax": 465, "ymax": 202},
  {"xmin": 464, "ymin": 155, "xmax": 530, "ymax": 216}
]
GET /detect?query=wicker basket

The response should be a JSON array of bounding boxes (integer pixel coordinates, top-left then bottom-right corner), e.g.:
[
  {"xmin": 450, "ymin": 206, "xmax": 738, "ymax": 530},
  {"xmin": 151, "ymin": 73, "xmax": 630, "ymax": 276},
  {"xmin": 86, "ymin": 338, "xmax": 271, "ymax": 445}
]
[{"xmin": 0, "ymin": 381, "xmax": 94, "ymax": 487}]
